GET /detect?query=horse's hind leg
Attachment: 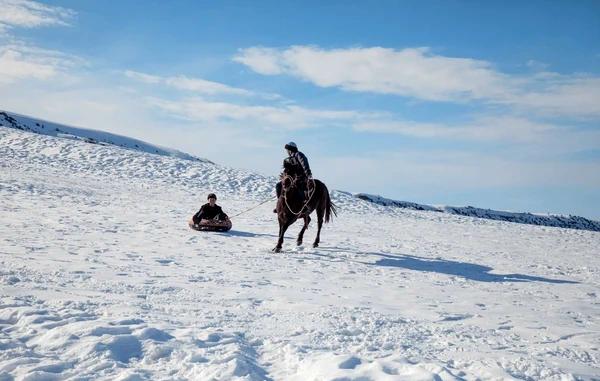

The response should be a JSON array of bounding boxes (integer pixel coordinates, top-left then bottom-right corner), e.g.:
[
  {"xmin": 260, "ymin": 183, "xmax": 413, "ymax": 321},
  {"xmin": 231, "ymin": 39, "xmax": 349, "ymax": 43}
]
[
  {"xmin": 297, "ymin": 215, "xmax": 311, "ymax": 246},
  {"xmin": 313, "ymin": 208, "xmax": 324, "ymax": 248}
]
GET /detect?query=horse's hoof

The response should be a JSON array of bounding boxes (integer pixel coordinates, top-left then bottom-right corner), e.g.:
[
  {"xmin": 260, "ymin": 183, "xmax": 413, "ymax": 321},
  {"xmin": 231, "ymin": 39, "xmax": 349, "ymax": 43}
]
[
  {"xmin": 313, "ymin": 243, "xmax": 319, "ymax": 248},
  {"xmin": 272, "ymin": 247, "xmax": 281, "ymax": 253},
  {"xmin": 296, "ymin": 241, "xmax": 302, "ymax": 246}
]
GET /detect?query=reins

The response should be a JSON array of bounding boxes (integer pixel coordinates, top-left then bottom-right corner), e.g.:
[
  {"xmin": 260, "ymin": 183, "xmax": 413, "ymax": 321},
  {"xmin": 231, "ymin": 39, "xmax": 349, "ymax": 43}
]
[
  {"xmin": 282, "ymin": 175, "xmax": 316, "ymax": 216},
  {"xmin": 227, "ymin": 175, "xmax": 316, "ymax": 219}
]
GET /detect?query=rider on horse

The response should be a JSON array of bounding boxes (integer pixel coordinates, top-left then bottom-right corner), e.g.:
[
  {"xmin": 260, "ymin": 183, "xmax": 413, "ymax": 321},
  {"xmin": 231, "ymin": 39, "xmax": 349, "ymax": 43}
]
[
  {"xmin": 271, "ymin": 143, "xmax": 336, "ymax": 252},
  {"xmin": 275, "ymin": 142, "xmax": 312, "ymax": 212}
]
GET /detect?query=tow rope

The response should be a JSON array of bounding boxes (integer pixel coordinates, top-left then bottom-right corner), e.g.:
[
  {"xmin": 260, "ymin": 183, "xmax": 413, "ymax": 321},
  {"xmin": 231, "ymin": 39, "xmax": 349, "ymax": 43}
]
[{"xmin": 228, "ymin": 196, "xmax": 277, "ymax": 219}]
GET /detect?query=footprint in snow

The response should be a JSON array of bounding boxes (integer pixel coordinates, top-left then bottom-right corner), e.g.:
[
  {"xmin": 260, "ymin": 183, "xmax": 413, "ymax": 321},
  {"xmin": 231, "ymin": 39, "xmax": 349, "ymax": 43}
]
[
  {"xmin": 439, "ymin": 313, "xmax": 473, "ymax": 322},
  {"xmin": 338, "ymin": 356, "xmax": 362, "ymax": 369}
]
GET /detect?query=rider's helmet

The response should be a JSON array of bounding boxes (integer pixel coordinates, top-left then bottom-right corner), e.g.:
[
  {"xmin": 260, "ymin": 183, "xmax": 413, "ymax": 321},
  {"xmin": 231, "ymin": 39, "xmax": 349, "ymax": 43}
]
[
  {"xmin": 207, "ymin": 193, "xmax": 217, "ymax": 200},
  {"xmin": 284, "ymin": 142, "xmax": 298, "ymax": 152}
]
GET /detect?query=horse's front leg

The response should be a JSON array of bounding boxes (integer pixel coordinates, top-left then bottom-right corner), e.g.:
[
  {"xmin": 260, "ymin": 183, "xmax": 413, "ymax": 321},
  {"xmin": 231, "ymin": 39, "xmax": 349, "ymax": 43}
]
[
  {"xmin": 297, "ymin": 215, "xmax": 311, "ymax": 246},
  {"xmin": 274, "ymin": 220, "xmax": 292, "ymax": 252}
]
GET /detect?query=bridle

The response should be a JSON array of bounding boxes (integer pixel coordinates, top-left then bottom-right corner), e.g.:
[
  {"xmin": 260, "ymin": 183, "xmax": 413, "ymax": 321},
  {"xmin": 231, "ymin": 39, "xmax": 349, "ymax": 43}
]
[{"xmin": 281, "ymin": 174, "xmax": 316, "ymax": 216}]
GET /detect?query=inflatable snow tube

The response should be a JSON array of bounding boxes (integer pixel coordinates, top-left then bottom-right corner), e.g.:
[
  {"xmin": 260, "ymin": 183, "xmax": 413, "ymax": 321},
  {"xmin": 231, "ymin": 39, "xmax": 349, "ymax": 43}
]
[{"xmin": 188, "ymin": 219, "xmax": 232, "ymax": 232}]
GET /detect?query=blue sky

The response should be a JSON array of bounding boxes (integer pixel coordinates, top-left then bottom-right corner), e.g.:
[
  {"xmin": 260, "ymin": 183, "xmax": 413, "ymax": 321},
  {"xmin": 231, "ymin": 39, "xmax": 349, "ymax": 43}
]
[{"xmin": 1, "ymin": 0, "xmax": 599, "ymax": 218}]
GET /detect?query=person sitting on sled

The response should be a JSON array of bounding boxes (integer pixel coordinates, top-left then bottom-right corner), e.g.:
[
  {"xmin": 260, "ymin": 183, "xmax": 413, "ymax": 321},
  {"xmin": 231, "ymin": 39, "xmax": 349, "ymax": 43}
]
[
  {"xmin": 192, "ymin": 193, "xmax": 229, "ymax": 224},
  {"xmin": 274, "ymin": 142, "xmax": 312, "ymax": 212}
]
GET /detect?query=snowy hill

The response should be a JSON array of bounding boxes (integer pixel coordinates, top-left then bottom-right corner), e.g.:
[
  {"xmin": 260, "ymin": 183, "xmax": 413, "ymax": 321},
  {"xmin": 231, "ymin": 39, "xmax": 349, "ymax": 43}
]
[
  {"xmin": 356, "ymin": 194, "xmax": 600, "ymax": 233},
  {"xmin": 4, "ymin": 109, "xmax": 598, "ymax": 233},
  {"xmin": 1, "ymin": 125, "xmax": 599, "ymax": 380},
  {"xmin": 0, "ymin": 110, "xmax": 210, "ymax": 163}
]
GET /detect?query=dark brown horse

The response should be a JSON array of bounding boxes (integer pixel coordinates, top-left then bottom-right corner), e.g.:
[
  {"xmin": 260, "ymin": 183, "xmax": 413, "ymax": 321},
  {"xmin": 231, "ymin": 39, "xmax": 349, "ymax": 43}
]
[{"xmin": 273, "ymin": 175, "xmax": 337, "ymax": 252}]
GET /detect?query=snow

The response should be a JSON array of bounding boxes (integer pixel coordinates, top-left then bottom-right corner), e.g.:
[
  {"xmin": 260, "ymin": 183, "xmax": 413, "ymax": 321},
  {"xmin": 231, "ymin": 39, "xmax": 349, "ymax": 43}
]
[
  {"xmin": 1, "ymin": 125, "xmax": 600, "ymax": 380},
  {"xmin": 0, "ymin": 110, "xmax": 209, "ymax": 163}
]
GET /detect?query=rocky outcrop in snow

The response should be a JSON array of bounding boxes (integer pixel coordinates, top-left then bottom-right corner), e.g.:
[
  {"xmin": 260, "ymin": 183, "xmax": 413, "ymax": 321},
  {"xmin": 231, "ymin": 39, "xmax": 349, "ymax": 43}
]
[{"xmin": 356, "ymin": 193, "xmax": 600, "ymax": 232}]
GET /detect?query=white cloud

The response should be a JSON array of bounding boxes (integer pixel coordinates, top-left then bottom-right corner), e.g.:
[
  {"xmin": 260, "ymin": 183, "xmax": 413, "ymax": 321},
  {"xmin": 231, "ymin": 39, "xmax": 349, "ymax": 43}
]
[
  {"xmin": 142, "ymin": 93, "xmax": 600, "ymax": 157},
  {"xmin": 234, "ymin": 45, "xmax": 600, "ymax": 118},
  {"xmin": 145, "ymin": 96, "xmax": 369, "ymax": 130},
  {"xmin": 355, "ymin": 116, "xmax": 557, "ymax": 142},
  {"xmin": 0, "ymin": 0, "xmax": 75, "ymax": 29},
  {"xmin": 0, "ymin": 0, "xmax": 79, "ymax": 83},
  {"xmin": 123, "ymin": 70, "xmax": 162, "ymax": 84},
  {"xmin": 3, "ymin": 42, "xmax": 596, "ymax": 160},
  {"xmin": 355, "ymin": 115, "xmax": 600, "ymax": 154},
  {"xmin": 235, "ymin": 46, "xmax": 513, "ymax": 102},
  {"xmin": 166, "ymin": 76, "xmax": 252, "ymax": 96},
  {"xmin": 124, "ymin": 70, "xmax": 253, "ymax": 96},
  {"xmin": 508, "ymin": 77, "xmax": 600, "ymax": 117},
  {"xmin": 233, "ymin": 47, "xmax": 284, "ymax": 75},
  {"xmin": 525, "ymin": 60, "xmax": 549, "ymax": 71},
  {"xmin": 0, "ymin": 43, "xmax": 79, "ymax": 83}
]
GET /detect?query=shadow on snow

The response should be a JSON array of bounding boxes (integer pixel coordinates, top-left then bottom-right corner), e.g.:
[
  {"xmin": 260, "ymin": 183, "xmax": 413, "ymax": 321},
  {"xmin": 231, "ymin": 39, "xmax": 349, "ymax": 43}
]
[
  {"xmin": 216, "ymin": 230, "xmax": 279, "ymax": 238},
  {"xmin": 315, "ymin": 247, "xmax": 578, "ymax": 284}
]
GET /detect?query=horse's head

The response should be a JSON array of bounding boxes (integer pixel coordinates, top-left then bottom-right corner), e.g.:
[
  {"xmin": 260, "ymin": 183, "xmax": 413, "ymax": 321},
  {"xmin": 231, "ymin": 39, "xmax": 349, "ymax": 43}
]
[
  {"xmin": 283, "ymin": 159, "xmax": 295, "ymax": 173},
  {"xmin": 281, "ymin": 175, "xmax": 297, "ymax": 193}
]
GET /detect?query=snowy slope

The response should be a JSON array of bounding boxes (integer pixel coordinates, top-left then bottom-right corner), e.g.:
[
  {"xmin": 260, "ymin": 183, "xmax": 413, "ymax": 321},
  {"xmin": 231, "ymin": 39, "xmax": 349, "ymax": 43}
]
[
  {"xmin": 356, "ymin": 193, "xmax": 600, "ymax": 233},
  {"xmin": 4, "ymin": 109, "xmax": 598, "ymax": 233},
  {"xmin": 1, "ymin": 126, "xmax": 600, "ymax": 380},
  {"xmin": 0, "ymin": 110, "xmax": 210, "ymax": 163}
]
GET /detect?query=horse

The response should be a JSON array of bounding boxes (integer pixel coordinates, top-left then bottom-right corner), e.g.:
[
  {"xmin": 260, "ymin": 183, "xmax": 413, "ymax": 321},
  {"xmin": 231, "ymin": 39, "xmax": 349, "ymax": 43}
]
[{"xmin": 273, "ymin": 174, "xmax": 337, "ymax": 252}]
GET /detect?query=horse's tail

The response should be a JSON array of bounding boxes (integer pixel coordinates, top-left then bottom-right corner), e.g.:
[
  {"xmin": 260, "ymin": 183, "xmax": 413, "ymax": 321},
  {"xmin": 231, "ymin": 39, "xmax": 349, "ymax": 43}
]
[{"xmin": 325, "ymin": 191, "xmax": 337, "ymax": 223}]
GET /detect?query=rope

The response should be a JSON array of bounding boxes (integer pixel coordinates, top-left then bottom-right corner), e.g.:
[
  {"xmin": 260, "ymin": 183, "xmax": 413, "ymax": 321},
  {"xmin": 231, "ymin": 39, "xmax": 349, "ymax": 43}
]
[
  {"xmin": 228, "ymin": 176, "xmax": 315, "ymax": 220},
  {"xmin": 283, "ymin": 176, "xmax": 316, "ymax": 216},
  {"xmin": 228, "ymin": 196, "xmax": 277, "ymax": 219}
]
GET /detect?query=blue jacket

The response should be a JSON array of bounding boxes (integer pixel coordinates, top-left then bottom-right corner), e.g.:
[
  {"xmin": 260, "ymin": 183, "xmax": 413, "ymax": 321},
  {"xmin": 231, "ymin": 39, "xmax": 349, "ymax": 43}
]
[{"xmin": 284, "ymin": 151, "xmax": 312, "ymax": 178}]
